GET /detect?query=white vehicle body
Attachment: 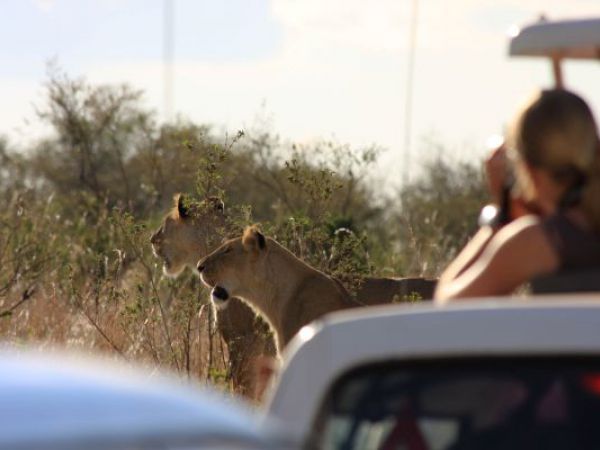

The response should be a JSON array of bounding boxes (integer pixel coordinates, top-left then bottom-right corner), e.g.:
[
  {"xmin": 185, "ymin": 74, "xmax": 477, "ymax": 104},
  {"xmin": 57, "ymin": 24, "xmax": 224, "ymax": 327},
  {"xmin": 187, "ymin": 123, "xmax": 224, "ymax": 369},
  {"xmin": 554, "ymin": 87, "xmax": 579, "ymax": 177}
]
[{"xmin": 266, "ymin": 299, "xmax": 600, "ymax": 446}]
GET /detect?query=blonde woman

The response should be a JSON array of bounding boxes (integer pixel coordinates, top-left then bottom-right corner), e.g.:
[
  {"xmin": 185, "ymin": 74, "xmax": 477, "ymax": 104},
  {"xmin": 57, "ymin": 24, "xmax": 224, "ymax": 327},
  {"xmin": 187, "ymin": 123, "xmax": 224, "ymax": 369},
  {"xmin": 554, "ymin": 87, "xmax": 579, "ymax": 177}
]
[{"xmin": 435, "ymin": 89, "xmax": 600, "ymax": 302}]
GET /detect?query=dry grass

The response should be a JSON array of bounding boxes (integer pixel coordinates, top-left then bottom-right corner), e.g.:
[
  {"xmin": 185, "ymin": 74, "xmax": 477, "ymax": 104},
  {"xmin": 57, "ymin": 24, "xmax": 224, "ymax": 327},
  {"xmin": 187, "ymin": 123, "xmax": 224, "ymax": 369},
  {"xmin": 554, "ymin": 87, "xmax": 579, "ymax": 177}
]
[{"xmin": 0, "ymin": 73, "xmax": 486, "ymax": 398}]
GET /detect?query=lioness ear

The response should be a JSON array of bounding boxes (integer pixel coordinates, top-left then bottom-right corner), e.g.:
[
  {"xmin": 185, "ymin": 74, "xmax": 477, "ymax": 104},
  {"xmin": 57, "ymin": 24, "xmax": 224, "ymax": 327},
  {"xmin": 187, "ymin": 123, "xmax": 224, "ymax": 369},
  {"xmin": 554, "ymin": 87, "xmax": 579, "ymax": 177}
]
[
  {"xmin": 242, "ymin": 226, "xmax": 266, "ymax": 252},
  {"xmin": 175, "ymin": 193, "xmax": 190, "ymax": 219}
]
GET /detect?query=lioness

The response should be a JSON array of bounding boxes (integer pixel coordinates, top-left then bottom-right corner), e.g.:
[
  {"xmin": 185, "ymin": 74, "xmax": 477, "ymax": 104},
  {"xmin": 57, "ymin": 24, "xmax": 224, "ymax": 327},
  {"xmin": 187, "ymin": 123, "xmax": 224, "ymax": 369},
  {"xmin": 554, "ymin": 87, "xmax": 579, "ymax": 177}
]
[
  {"xmin": 150, "ymin": 194, "xmax": 226, "ymax": 278},
  {"xmin": 150, "ymin": 194, "xmax": 276, "ymax": 397},
  {"xmin": 197, "ymin": 226, "xmax": 437, "ymax": 352},
  {"xmin": 197, "ymin": 226, "xmax": 357, "ymax": 351},
  {"xmin": 152, "ymin": 195, "xmax": 436, "ymax": 380}
]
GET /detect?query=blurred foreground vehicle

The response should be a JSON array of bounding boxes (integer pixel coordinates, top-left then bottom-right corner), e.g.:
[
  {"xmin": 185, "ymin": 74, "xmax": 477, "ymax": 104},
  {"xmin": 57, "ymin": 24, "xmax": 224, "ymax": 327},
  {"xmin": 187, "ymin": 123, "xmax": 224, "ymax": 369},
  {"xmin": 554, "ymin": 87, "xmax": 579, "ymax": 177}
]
[{"xmin": 0, "ymin": 350, "xmax": 293, "ymax": 450}]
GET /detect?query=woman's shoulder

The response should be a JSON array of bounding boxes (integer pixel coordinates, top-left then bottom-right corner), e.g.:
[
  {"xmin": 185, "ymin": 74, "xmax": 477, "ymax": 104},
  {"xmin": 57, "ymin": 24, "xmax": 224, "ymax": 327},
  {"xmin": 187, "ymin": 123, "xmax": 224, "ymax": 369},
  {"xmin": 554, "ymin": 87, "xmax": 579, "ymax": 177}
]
[
  {"xmin": 493, "ymin": 211, "xmax": 600, "ymax": 273},
  {"xmin": 495, "ymin": 214, "xmax": 545, "ymax": 243}
]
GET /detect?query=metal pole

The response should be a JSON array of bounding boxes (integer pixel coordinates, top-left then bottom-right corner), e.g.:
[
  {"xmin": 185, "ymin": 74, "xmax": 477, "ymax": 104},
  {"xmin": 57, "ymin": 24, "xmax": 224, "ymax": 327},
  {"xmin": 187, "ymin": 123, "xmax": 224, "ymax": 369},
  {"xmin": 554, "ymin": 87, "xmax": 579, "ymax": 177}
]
[
  {"xmin": 403, "ymin": 0, "xmax": 419, "ymax": 185},
  {"xmin": 163, "ymin": 0, "xmax": 174, "ymax": 122},
  {"xmin": 552, "ymin": 55, "xmax": 564, "ymax": 88}
]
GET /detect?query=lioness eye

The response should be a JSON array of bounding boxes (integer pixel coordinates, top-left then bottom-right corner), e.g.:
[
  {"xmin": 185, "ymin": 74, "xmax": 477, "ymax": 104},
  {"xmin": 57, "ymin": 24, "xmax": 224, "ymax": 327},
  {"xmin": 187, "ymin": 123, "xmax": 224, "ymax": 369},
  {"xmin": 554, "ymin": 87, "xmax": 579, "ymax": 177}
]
[{"xmin": 223, "ymin": 247, "xmax": 232, "ymax": 254}]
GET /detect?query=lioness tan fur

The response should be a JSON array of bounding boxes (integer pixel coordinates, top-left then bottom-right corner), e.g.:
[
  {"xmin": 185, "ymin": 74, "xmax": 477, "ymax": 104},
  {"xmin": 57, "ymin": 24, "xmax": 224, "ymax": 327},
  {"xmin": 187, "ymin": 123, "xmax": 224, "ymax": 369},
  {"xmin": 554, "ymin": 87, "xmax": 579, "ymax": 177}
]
[
  {"xmin": 198, "ymin": 226, "xmax": 357, "ymax": 351},
  {"xmin": 151, "ymin": 194, "xmax": 276, "ymax": 397},
  {"xmin": 197, "ymin": 227, "xmax": 437, "ymax": 352},
  {"xmin": 150, "ymin": 194, "xmax": 227, "ymax": 278}
]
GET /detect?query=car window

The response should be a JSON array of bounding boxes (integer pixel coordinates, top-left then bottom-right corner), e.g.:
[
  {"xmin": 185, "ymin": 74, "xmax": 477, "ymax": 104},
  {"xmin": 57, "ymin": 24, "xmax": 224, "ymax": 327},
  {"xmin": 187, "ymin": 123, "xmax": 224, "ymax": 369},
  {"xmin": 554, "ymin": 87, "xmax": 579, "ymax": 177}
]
[{"xmin": 311, "ymin": 357, "xmax": 600, "ymax": 450}]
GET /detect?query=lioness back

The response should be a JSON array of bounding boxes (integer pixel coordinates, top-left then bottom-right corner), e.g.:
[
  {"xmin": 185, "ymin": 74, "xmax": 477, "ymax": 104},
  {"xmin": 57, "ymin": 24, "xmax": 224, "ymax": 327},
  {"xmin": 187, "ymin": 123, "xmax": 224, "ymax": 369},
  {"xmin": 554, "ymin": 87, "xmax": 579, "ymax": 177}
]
[
  {"xmin": 355, "ymin": 277, "xmax": 437, "ymax": 305},
  {"xmin": 280, "ymin": 272, "xmax": 354, "ymax": 345}
]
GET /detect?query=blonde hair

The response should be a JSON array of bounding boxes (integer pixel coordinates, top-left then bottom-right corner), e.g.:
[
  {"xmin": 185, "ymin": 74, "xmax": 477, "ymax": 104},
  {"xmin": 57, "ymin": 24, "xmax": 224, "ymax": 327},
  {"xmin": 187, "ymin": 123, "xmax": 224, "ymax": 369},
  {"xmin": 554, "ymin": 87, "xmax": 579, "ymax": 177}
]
[{"xmin": 509, "ymin": 89, "xmax": 600, "ymax": 231}]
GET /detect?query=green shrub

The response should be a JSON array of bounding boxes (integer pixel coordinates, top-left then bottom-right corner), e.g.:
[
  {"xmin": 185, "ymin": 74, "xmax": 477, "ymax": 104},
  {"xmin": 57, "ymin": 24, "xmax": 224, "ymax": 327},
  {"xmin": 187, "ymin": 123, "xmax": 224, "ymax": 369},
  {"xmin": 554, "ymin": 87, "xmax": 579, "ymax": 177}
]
[{"xmin": 0, "ymin": 70, "xmax": 488, "ymax": 392}]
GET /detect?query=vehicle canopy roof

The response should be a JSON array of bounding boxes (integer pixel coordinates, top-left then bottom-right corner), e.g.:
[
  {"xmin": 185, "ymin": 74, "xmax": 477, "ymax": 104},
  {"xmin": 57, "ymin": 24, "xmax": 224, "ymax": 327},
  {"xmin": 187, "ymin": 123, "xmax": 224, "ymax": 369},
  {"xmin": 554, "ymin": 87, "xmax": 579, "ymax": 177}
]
[{"xmin": 509, "ymin": 17, "xmax": 600, "ymax": 59}]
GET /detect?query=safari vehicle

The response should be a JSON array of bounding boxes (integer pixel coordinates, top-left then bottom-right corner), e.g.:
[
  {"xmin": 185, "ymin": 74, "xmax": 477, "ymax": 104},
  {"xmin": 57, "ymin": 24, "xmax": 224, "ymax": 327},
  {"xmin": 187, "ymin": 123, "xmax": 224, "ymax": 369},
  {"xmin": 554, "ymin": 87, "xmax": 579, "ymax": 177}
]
[
  {"xmin": 264, "ymin": 16, "xmax": 600, "ymax": 449},
  {"xmin": 266, "ymin": 300, "xmax": 600, "ymax": 449}
]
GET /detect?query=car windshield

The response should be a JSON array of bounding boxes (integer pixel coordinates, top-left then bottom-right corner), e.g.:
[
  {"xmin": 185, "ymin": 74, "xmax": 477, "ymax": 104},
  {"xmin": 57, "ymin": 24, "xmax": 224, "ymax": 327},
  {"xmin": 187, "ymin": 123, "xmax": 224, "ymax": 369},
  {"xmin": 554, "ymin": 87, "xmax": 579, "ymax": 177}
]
[{"xmin": 312, "ymin": 357, "xmax": 600, "ymax": 450}]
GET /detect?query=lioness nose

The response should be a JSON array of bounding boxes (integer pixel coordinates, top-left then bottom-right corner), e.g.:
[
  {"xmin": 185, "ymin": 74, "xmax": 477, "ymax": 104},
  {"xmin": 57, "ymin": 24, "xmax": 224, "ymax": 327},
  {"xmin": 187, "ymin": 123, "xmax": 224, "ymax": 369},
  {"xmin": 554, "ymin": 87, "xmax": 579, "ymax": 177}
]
[{"xmin": 150, "ymin": 232, "xmax": 159, "ymax": 244}]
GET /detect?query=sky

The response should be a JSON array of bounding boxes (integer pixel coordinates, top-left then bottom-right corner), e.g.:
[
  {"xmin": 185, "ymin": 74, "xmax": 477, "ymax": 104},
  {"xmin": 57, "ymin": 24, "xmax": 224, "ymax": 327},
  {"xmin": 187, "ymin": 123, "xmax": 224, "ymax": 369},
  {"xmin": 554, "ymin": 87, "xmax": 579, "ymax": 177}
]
[{"xmin": 1, "ymin": 0, "xmax": 600, "ymax": 185}]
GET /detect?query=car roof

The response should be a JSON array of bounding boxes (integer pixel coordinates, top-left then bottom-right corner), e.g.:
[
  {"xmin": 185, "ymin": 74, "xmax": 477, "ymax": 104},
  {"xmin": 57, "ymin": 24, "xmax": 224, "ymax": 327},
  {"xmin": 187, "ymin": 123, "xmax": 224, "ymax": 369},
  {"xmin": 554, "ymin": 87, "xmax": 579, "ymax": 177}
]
[
  {"xmin": 509, "ymin": 17, "xmax": 600, "ymax": 59},
  {"xmin": 266, "ymin": 298, "xmax": 600, "ymax": 442},
  {"xmin": 0, "ymin": 350, "xmax": 284, "ymax": 449}
]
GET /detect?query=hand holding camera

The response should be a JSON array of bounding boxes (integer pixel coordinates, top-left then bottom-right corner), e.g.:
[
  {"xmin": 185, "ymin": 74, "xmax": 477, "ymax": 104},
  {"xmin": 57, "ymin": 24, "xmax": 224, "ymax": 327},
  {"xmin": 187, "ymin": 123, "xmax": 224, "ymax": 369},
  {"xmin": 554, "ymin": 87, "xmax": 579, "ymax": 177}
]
[
  {"xmin": 480, "ymin": 136, "xmax": 542, "ymax": 228},
  {"xmin": 484, "ymin": 137, "xmax": 510, "ymax": 205}
]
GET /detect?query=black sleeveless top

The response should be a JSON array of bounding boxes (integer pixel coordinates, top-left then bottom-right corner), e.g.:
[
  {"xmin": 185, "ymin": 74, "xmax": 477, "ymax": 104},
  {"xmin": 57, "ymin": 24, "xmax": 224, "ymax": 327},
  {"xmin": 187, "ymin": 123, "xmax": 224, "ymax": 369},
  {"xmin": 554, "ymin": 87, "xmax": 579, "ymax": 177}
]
[{"xmin": 541, "ymin": 213, "xmax": 600, "ymax": 271}]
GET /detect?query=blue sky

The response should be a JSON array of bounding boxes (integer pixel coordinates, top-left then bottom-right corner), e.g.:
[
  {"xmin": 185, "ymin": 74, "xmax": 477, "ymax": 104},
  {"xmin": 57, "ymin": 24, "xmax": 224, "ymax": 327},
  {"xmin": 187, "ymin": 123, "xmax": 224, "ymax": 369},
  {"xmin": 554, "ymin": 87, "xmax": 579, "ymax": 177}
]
[
  {"xmin": 1, "ymin": 1, "xmax": 281, "ymax": 73},
  {"xmin": 2, "ymin": 0, "xmax": 600, "ymax": 184}
]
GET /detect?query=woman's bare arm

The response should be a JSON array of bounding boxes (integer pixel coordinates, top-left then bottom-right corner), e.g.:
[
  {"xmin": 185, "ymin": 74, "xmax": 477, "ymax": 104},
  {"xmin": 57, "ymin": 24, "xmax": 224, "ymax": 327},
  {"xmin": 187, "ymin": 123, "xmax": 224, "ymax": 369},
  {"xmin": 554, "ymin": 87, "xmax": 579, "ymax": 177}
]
[
  {"xmin": 436, "ymin": 226, "xmax": 496, "ymax": 287},
  {"xmin": 435, "ymin": 216, "xmax": 559, "ymax": 304}
]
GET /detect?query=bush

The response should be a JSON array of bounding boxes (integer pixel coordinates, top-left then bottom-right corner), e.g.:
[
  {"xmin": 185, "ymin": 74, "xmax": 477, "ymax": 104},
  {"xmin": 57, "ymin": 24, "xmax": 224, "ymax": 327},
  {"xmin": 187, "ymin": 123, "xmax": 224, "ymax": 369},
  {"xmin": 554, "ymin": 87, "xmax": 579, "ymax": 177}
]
[
  {"xmin": 389, "ymin": 157, "xmax": 488, "ymax": 276},
  {"xmin": 0, "ymin": 71, "xmax": 487, "ymax": 392}
]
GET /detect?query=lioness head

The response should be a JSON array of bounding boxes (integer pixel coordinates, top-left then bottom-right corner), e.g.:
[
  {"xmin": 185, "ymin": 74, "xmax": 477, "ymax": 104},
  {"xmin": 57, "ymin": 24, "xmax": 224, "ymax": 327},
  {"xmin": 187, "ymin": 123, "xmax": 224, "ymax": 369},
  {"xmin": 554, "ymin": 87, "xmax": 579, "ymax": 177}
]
[
  {"xmin": 150, "ymin": 193, "xmax": 225, "ymax": 277},
  {"xmin": 197, "ymin": 226, "xmax": 266, "ymax": 308}
]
